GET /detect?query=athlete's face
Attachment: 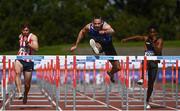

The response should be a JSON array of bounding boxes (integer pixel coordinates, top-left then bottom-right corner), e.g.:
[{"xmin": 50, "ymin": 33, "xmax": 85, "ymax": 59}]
[
  {"xmin": 22, "ymin": 27, "xmax": 30, "ymax": 36},
  {"xmin": 149, "ymin": 28, "xmax": 157, "ymax": 38},
  {"xmin": 93, "ymin": 19, "xmax": 103, "ymax": 31}
]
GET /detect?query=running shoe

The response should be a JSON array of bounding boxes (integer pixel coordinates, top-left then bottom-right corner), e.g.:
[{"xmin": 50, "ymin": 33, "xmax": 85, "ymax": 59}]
[
  {"xmin": 146, "ymin": 103, "xmax": 151, "ymax": 109},
  {"xmin": 89, "ymin": 39, "xmax": 99, "ymax": 54},
  {"xmin": 23, "ymin": 92, "xmax": 28, "ymax": 104},
  {"xmin": 137, "ymin": 79, "xmax": 143, "ymax": 85},
  {"xmin": 16, "ymin": 93, "xmax": 23, "ymax": 99}
]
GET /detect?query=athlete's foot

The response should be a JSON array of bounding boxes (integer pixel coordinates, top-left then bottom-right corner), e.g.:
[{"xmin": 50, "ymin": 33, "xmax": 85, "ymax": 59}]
[
  {"xmin": 146, "ymin": 103, "xmax": 151, "ymax": 109},
  {"xmin": 137, "ymin": 79, "xmax": 143, "ymax": 85},
  {"xmin": 23, "ymin": 93, "xmax": 28, "ymax": 104},
  {"xmin": 89, "ymin": 39, "xmax": 99, "ymax": 54},
  {"xmin": 107, "ymin": 71, "xmax": 115, "ymax": 83},
  {"xmin": 16, "ymin": 93, "xmax": 23, "ymax": 99}
]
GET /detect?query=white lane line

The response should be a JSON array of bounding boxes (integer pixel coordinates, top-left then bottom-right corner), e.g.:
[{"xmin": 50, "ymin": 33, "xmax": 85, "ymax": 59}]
[
  {"xmin": 0, "ymin": 91, "xmax": 14, "ymax": 111},
  {"xmin": 112, "ymin": 92, "xmax": 177, "ymax": 110},
  {"xmin": 42, "ymin": 89, "xmax": 63, "ymax": 111},
  {"xmin": 77, "ymin": 92, "xmax": 122, "ymax": 111}
]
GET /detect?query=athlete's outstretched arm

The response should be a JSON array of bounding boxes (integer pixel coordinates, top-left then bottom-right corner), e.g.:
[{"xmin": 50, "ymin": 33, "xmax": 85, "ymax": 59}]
[
  {"xmin": 70, "ymin": 24, "xmax": 89, "ymax": 52},
  {"xmin": 121, "ymin": 35, "xmax": 147, "ymax": 43},
  {"xmin": 27, "ymin": 35, "xmax": 39, "ymax": 51}
]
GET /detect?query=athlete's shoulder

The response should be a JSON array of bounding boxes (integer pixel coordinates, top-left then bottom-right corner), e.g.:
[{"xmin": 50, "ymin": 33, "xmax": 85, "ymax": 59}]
[
  {"xmin": 103, "ymin": 21, "xmax": 110, "ymax": 26},
  {"xmin": 102, "ymin": 22, "xmax": 112, "ymax": 29},
  {"xmin": 85, "ymin": 23, "xmax": 91, "ymax": 29},
  {"xmin": 82, "ymin": 23, "xmax": 91, "ymax": 31},
  {"xmin": 19, "ymin": 34, "xmax": 23, "ymax": 38},
  {"xmin": 157, "ymin": 37, "xmax": 163, "ymax": 40},
  {"xmin": 157, "ymin": 37, "xmax": 163, "ymax": 43},
  {"xmin": 30, "ymin": 33, "xmax": 38, "ymax": 40}
]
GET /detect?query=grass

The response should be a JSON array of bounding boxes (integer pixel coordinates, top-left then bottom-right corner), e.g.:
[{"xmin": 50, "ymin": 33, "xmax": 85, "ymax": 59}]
[{"xmin": 2, "ymin": 40, "xmax": 180, "ymax": 55}]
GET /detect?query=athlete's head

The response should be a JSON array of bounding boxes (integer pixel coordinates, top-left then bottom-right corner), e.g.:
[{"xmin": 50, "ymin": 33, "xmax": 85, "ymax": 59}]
[
  {"xmin": 21, "ymin": 23, "xmax": 30, "ymax": 36},
  {"xmin": 92, "ymin": 16, "xmax": 103, "ymax": 31},
  {"xmin": 148, "ymin": 25, "xmax": 158, "ymax": 38}
]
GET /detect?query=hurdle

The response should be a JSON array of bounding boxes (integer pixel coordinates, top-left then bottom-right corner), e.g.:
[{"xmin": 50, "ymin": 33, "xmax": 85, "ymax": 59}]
[
  {"xmin": 148, "ymin": 58, "xmax": 180, "ymax": 106},
  {"xmin": 64, "ymin": 56, "xmax": 108, "ymax": 109},
  {"xmin": 0, "ymin": 55, "xmax": 65, "ymax": 111},
  {"xmin": 1, "ymin": 55, "xmax": 180, "ymax": 111}
]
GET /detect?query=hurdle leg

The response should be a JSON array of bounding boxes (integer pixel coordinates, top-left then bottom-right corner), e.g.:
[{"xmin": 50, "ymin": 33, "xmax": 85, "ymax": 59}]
[
  {"xmin": 55, "ymin": 86, "xmax": 60, "ymax": 111},
  {"xmin": 64, "ymin": 84, "xmax": 68, "ymax": 107},
  {"xmin": 175, "ymin": 82, "xmax": 178, "ymax": 109},
  {"xmin": 73, "ymin": 88, "xmax": 76, "ymax": 111},
  {"xmin": 105, "ymin": 84, "xmax": 109, "ymax": 108},
  {"xmin": 117, "ymin": 80, "xmax": 121, "ymax": 94}
]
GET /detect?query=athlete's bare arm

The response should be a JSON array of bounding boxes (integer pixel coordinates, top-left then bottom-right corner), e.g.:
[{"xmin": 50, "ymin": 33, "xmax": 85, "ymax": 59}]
[
  {"xmin": 70, "ymin": 24, "xmax": 90, "ymax": 52},
  {"xmin": 153, "ymin": 38, "xmax": 163, "ymax": 54},
  {"xmin": 27, "ymin": 34, "xmax": 39, "ymax": 51},
  {"xmin": 121, "ymin": 35, "xmax": 147, "ymax": 43},
  {"xmin": 99, "ymin": 24, "xmax": 115, "ymax": 35}
]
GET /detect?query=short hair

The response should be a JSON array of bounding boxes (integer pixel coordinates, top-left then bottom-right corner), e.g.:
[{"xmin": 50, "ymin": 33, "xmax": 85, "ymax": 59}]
[
  {"xmin": 93, "ymin": 16, "xmax": 103, "ymax": 21},
  {"xmin": 148, "ymin": 24, "xmax": 159, "ymax": 32},
  {"xmin": 21, "ymin": 23, "xmax": 30, "ymax": 30},
  {"xmin": 93, "ymin": 16, "xmax": 102, "ymax": 19},
  {"xmin": 92, "ymin": 16, "xmax": 104, "ymax": 23}
]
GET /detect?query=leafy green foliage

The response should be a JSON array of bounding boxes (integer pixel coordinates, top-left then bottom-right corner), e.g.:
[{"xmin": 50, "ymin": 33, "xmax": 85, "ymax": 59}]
[{"xmin": 0, "ymin": 0, "xmax": 179, "ymax": 52}]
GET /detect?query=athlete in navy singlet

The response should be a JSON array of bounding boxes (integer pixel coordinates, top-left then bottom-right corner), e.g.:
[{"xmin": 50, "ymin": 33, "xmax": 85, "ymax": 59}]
[{"xmin": 70, "ymin": 17, "xmax": 120, "ymax": 83}]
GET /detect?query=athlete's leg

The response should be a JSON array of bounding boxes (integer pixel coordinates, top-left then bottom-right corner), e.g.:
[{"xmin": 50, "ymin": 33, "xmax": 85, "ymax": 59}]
[
  {"xmin": 109, "ymin": 60, "xmax": 120, "ymax": 75},
  {"xmin": 146, "ymin": 62, "xmax": 158, "ymax": 103},
  {"xmin": 14, "ymin": 60, "xmax": 23, "ymax": 98},
  {"xmin": 95, "ymin": 42, "xmax": 102, "ymax": 52},
  {"xmin": 104, "ymin": 43, "xmax": 120, "ymax": 83},
  {"xmin": 23, "ymin": 71, "xmax": 32, "ymax": 104},
  {"xmin": 107, "ymin": 60, "xmax": 120, "ymax": 83},
  {"xmin": 89, "ymin": 39, "xmax": 103, "ymax": 54},
  {"xmin": 137, "ymin": 61, "xmax": 145, "ymax": 85}
]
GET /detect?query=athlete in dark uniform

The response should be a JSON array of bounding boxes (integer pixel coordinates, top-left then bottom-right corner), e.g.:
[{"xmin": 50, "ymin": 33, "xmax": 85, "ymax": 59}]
[
  {"xmin": 70, "ymin": 17, "xmax": 120, "ymax": 83},
  {"xmin": 121, "ymin": 25, "xmax": 163, "ymax": 109}
]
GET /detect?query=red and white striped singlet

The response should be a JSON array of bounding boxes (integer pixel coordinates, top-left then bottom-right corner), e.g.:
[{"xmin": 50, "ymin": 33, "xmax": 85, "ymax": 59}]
[{"xmin": 17, "ymin": 33, "xmax": 33, "ymax": 61}]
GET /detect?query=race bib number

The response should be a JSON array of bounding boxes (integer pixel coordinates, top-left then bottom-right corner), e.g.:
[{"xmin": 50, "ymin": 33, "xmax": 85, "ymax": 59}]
[
  {"xmin": 19, "ymin": 47, "xmax": 26, "ymax": 52},
  {"xmin": 19, "ymin": 46, "xmax": 28, "ymax": 53},
  {"xmin": 144, "ymin": 50, "xmax": 155, "ymax": 56}
]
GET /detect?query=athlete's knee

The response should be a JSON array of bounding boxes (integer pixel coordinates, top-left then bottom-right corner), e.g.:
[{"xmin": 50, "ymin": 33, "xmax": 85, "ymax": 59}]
[
  {"xmin": 15, "ymin": 70, "xmax": 21, "ymax": 75},
  {"xmin": 117, "ymin": 64, "xmax": 121, "ymax": 71},
  {"xmin": 112, "ymin": 65, "xmax": 120, "ymax": 73},
  {"xmin": 14, "ymin": 66, "xmax": 22, "ymax": 75},
  {"xmin": 15, "ymin": 71, "xmax": 21, "ymax": 77},
  {"xmin": 148, "ymin": 84, "xmax": 154, "ymax": 89},
  {"xmin": 114, "ymin": 62, "xmax": 120, "ymax": 71},
  {"xmin": 25, "ymin": 83, "xmax": 31, "ymax": 89}
]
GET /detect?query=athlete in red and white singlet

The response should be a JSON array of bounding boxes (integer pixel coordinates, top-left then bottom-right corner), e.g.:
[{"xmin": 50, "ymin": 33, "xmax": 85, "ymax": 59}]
[
  {"xmin": 14, "ymin": 23, "xmax": 39, "ymax": 104},
  {"xmin": 18, "ymin": 33, "xmax": 33, "ymax": 55}
]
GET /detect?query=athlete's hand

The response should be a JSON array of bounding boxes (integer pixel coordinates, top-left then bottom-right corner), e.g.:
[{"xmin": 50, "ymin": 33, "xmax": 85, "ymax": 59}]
[
  {"xmin": 99, "ymin": 30, "xmax": 106, "ymax": 35},
  {"xmin": 24, "ymin": 36, "xmax": 29, "ymax": 46},
  {"xmin": 70, "ymin": 45, "xmax": 77, "ymax": 52},
  {"xmin": 121, "ymin": 39, "xmax": 127, "ymax": 43}
]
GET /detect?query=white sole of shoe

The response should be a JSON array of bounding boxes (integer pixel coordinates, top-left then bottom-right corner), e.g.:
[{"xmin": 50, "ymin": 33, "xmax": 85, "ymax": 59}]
[
  {"xmin": 16, "ymin": 93, "xmax": 23, "ymax": 99},
  {"xmin": 146, "ymin": 104, "xmax": 151, "ymax": 109},
  {"xmin": 89, "ymin": 39, "xmax": 99, "ymax": 54}
]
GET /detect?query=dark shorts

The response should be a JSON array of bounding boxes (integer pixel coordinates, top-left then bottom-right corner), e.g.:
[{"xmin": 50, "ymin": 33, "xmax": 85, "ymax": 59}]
[
  {"xmin": 141, "ymin": 60, "xmax": 158, "ymax": 80},
  {"xmin": 98, "ymin": 41, "xmax": 117, "ymax": 63},
  {"xmin": 102, "ymin": 43, "xmax": 117, "ymax": 55},
  {"xmin": 94, "ymin": 39, "xmax": 117, "ymax": 56},
  {"xmin": 16, "ymin": 60, "xmax": 34, "ymax": 71}
]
